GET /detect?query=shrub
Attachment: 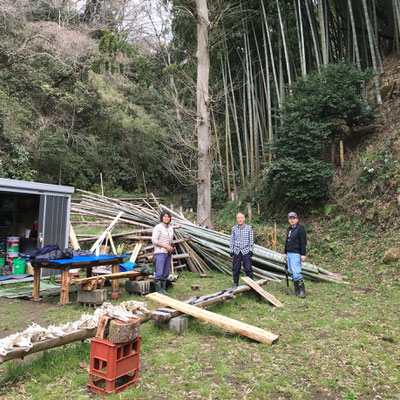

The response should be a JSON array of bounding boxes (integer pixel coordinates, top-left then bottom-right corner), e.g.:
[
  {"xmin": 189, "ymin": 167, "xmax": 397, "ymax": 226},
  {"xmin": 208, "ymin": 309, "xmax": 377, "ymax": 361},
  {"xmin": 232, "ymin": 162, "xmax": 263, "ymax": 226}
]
[{"xmin": 261, "ymin": 62, "xmax": 374, "ymax": 211}]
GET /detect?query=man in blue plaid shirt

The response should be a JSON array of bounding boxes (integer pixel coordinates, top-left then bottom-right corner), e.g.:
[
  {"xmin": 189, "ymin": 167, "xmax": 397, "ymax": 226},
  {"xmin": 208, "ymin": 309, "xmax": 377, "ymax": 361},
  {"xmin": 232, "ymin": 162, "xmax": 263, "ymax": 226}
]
[{"xmin": 229, "ymin": 213, "xmax": 254, "ymax": 289}]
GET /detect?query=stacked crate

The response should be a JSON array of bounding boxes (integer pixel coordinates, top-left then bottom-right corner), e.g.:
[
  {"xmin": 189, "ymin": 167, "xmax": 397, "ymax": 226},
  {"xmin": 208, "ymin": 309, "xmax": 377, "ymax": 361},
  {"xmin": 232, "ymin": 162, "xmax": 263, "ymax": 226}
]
[{"xmin": 88, "ymin": 335, "xmax": 142, "ymax": 395}]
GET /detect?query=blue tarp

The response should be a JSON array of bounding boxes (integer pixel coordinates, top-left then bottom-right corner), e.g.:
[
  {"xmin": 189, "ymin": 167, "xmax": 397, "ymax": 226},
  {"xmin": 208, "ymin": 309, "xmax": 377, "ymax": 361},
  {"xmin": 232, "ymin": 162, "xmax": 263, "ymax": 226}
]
[
  {"xmin": 24, "ymin": 254, "xmax": 128, "ymax": 265},
  {"xmin": 0, "ymin": 273, "xmax": 31, "ymax": 281},
  {"xmin": 119, "ymin": 262, "xmax": 137, "ymax": 272}
]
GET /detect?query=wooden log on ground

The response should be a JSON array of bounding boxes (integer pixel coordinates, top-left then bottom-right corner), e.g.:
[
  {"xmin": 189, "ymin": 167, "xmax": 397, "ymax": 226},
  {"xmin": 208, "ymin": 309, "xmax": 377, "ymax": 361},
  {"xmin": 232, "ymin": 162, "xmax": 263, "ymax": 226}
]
[
  {"xmin": 241, "ymin": 276, "xmax": 284, "ymax": 307},
  {"xmin": 0, "ymin": 328, "xmax": 97, "ymax": 365},
  {"xmin": 151, "ymin": 279, "xmax": 269, "ymax": 323},
  {"xmin": 146, "ymin": 293, "xmax": 279, "ymax": 345},
  {"xmin": 0, "ymin": 314, "xmax": 151, "ymax": 365}
]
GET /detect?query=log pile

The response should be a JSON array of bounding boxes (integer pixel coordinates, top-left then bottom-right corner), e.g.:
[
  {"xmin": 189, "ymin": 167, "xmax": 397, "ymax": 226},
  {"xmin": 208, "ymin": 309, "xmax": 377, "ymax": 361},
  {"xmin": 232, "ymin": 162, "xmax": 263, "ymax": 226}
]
[{"xmin": 71, "ymin": 190, "xmax": 345, "ymax": 283}]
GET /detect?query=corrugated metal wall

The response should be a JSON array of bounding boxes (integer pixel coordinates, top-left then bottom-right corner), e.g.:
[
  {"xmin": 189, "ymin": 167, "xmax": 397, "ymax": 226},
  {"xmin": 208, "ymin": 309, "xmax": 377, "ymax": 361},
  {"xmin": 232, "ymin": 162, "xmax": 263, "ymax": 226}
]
[{"xmin": 39, "ymin": 195, "xmax": 70, "ymax": 277}]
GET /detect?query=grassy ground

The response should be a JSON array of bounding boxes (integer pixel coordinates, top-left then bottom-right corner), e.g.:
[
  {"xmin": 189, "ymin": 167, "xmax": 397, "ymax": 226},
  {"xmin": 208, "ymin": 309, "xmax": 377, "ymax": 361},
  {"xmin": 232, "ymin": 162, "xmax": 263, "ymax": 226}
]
[{"xmin": 0, "ymin": 220, "xmax": 399, "ymax": 400}]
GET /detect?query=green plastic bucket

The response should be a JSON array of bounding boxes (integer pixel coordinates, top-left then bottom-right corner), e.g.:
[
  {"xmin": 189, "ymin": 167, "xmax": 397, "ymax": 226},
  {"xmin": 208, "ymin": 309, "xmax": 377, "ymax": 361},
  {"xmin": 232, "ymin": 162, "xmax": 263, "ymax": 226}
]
[{"xmin": 12, "ymin": 258, "xmax": 25, "ymax": 275}]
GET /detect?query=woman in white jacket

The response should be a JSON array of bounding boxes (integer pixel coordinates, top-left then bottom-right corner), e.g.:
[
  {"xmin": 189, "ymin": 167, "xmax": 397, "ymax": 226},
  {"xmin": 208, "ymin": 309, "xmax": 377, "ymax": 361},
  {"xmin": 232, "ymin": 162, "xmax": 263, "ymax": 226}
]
[{"xmin": 151, "ymin": 211, "xmax": 174, "ymax": 295}]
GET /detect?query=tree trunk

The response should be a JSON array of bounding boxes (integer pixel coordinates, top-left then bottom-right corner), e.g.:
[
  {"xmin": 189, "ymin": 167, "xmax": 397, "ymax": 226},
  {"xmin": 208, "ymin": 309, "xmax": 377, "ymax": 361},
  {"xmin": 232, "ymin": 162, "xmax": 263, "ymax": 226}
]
[
  {"xmin": 276, "ymin": 0, "xmax": 292, "ymax": 85},
  {"xmin": 261, "ymin": 2, "xmax": 281, "ymax": 106},
  {"xmin": 361, "ymin": 0, "xmax": 382, "ymax": 104},
  {"xmin": 196, "ymin": 0, "xmax": 212, "ymax": 227},
  {"xmin": 347, "ymin": 0, "xmax": 361, "ymax": 69},
  {"xmin": 305, "ymin": 0, "xmax": 322, "ymax": 68},
  {"xmin": 318, "ymin": 0, "xmax": 329, "ymax": 65},
  {"xmin": 295, "ymin": 0, "xmax": 307, "ymax": 75}
]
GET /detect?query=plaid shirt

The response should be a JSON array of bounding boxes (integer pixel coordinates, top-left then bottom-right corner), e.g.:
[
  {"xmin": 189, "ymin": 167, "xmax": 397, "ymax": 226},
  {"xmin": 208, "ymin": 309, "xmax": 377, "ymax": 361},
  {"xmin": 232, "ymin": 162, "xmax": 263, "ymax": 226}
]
[{"xmin": 229, "ymin": 224, "xmax": 254, "ymax": 255}]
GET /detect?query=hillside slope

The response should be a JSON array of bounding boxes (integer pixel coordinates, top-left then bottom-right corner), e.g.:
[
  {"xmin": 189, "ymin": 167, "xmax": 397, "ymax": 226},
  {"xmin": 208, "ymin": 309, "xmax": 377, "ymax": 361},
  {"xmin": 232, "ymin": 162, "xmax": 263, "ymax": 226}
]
[{"xmin": 326, "ymin": 54, "xmax": 400, "ymax": 228}]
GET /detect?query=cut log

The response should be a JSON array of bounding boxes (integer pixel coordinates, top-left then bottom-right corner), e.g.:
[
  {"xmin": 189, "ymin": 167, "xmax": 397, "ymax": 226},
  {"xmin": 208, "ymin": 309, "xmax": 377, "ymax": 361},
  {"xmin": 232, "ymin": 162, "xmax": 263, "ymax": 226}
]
[
  {"xmin": 241, "ymin": 277, "xmax": 284, "ymax": 308},
  {"xmin": 96, "ymin": 314, "xmax": 112, "ymax": 339},
  {"xmin": 146, "ymin": 293, "xmax": 279, "ymax": 345},
  {"xmin": 108, "ymin": 318, "xmax": 140, "ymax": 344}
]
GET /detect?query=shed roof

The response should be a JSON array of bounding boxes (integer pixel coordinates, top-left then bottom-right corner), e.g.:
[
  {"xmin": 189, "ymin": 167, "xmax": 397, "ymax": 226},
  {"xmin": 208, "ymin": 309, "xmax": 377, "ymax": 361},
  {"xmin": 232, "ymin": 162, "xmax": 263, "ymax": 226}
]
[{"xmin": 0, "ymin": 178, "xmax": 74, "ymax": 196}]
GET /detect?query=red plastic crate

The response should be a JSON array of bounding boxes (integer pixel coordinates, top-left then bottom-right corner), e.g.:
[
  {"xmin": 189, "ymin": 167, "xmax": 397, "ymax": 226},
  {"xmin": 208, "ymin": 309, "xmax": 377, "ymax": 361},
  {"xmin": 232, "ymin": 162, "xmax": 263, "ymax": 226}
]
[
  {"xmin": 88, "ymin": 369, "xmax": 139, "ymax": 395},
  {"xmin": 88, "ymin": 335, "xmax": 142, "ymax": 395}
]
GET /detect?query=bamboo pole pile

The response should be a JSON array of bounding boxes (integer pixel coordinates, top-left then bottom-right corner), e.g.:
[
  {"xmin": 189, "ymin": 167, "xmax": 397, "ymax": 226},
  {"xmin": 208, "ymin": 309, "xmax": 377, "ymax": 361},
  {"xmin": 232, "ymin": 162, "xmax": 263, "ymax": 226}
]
[{"xmin": 71, "ymin": 190, "xmax": 345, "ymax": 283}]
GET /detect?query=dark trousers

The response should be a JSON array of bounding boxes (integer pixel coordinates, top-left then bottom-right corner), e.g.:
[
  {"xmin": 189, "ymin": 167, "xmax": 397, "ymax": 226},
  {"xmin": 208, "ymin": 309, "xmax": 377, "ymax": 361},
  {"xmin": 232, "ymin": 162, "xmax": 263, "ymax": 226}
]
[
  {"xmin": 232, "ymin": 252, "xmax": 253, "ymax": 285},
  {"xmin": 154, "ymin": 253, "xmax": 171, "ymax": 281}
]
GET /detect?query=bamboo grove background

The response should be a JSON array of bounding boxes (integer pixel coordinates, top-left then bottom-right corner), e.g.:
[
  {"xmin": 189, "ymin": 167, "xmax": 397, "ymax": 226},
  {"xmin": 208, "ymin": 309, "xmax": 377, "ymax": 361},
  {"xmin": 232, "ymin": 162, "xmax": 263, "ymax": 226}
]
[{"xmin": 0, "ymin": 0, "xmax": 398, "ymax": 205}]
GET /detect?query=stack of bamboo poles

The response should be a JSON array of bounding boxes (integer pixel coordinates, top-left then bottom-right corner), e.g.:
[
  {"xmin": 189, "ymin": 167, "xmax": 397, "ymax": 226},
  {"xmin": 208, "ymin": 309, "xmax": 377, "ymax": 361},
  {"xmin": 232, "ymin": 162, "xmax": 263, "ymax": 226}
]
[{"xmin": 70, "ymin": 190, "xmax": 345, "ymax": 283}]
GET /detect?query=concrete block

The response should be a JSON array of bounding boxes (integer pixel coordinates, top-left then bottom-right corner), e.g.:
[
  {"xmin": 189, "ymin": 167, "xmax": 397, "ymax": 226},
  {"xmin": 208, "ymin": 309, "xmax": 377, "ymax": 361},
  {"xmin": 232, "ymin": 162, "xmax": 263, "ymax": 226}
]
[
  {"xmin": 155, "ymin": 316, "xmax": 189, "ymax": 334},
  {"xmin": 125, "ymin": 280, "xmax": 151, "ymax": 295},
  {"xmin": 77, "ymin": 288, "xmax": 107, "ymax": 305}
]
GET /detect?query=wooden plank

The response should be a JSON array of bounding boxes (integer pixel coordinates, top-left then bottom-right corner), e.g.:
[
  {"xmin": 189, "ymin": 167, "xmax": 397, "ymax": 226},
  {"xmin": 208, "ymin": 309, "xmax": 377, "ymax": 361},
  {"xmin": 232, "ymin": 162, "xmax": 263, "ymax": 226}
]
[
  {"xmin": 73, "ymin": 270, "xmax": 142, "ymax": 285},
  {"xmin": 151, "ymin": 291, "xmax": 234, "ymax": 323},
  {"xmin": 111, "ymin": 263, "xmax": 119, "ymax": 298},
  {"xmin": 89, "ymin": 211, "xmax": 124, "ymax": 252},
  {"xmin": 146, "ymin": 293, "xmax": 279, "ymax": 345},
  {"xmin": 241, "ymin": 276, "xmax": 284, "ymax": 308},
  {"xmin": 151, "ymin": 279, "xmax": 270, "ymax": 323},
  {"xmin": 107, "ymin": 231, "xmax": 117, "ymax": 254},
  {"xmin": 69, "ymin": 223, "xmax": 80, "ymax": 250}
]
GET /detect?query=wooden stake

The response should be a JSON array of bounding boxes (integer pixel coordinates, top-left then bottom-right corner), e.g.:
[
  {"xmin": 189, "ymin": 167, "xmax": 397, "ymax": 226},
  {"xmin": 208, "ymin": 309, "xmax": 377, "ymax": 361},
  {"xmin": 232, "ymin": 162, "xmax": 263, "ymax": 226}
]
[{"xmin": 146, "ymin": 293, "xmax": 279, "ymax": 345}]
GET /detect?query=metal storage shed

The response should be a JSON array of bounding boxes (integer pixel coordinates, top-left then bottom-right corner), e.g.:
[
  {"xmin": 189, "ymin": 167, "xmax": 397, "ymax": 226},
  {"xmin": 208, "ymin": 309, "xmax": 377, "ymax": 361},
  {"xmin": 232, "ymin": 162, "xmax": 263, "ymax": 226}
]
[{"xmin": 0, "ymin": 178, "xmax": 74, "ymax": 277}]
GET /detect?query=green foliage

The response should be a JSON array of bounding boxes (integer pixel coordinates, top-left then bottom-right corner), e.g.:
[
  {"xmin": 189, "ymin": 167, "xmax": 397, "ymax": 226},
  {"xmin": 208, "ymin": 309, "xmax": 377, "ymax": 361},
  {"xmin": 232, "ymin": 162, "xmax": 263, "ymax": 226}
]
[
  {"xmin": 358, "ymin": 149, "xmax": 399, "ymax": 185},
  {"xmin": 262, "ymin": 62, "xmax": 374, "ymax": 211},
  {"xmin": 91, "ymin": 30, "xmax": 136, "ymax": 75}
]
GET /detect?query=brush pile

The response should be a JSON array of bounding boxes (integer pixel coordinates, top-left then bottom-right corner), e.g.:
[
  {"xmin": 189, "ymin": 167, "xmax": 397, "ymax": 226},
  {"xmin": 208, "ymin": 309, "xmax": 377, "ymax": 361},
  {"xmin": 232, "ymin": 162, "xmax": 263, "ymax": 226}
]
[{"xmin": 71, "ymin": 190, "xmax": 345, "ymax": 283}]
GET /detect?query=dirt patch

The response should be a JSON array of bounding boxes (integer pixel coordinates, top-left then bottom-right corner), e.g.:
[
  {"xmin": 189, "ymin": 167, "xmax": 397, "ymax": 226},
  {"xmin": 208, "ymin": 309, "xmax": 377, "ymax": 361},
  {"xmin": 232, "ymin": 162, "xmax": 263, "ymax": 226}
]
[{"xmin": 0, "ymin": 297, "xmax": 59, "ymax": 338}]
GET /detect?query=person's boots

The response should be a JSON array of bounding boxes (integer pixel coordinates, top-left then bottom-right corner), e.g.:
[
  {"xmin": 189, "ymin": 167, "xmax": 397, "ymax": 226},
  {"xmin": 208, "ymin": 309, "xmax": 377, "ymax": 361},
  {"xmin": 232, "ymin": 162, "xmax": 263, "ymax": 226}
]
[
  {"xmin": 161, "ymin": 281, "xmax": 170, "ymax": 296},
  {"xmin": 291, "ymin": 280, "xmax": 299, "ymax": 295},
  {"xmin": 154, "ymin": 281, "xmax": 163, "ymax": 294},
  {"xmin": 297, "ymin": 279, "xmax": 306, "ymax": 298}
]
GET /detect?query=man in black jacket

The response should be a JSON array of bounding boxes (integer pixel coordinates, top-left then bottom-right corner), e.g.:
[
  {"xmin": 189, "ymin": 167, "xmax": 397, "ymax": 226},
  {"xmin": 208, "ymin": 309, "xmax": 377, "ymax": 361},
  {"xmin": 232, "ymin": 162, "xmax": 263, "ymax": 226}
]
[{"xmin": 283, "ymin": 212, "xmax": 307, "ymax": 298}]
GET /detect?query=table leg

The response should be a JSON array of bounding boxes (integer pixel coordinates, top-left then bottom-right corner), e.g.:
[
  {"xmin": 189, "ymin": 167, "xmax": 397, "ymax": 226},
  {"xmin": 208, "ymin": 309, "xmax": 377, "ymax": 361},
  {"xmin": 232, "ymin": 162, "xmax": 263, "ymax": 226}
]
[
  {"xmin": 32, "ymin": 265, "xmax": 41, "ymax": 300},
  {"xmin": 60, "ymin": 269, "xmax": 70, "ymax": 304},
  {"xmin": 111, "ymin": 263, "xmax": 119, "ymax": 299}
]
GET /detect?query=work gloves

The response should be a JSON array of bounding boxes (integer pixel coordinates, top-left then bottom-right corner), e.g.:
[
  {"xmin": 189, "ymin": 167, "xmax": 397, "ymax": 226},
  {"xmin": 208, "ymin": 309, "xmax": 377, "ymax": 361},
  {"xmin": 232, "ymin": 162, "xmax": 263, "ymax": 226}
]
[
  {"xmin": 249, "ymin": 251, "xmax": 253, "ymax": 257},
  {"xmin": 230, "ymin": 252, "xmax": 234, "ymax": 257}
]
